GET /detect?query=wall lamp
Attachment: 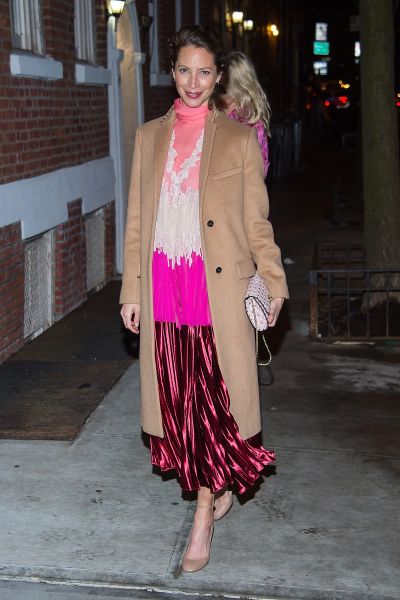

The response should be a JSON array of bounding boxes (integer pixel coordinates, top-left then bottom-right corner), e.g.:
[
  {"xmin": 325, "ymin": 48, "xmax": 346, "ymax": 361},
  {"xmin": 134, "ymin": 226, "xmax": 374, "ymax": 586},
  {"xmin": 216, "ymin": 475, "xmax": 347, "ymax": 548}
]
[
  {"xmin": 106, "ymin": 0, "xmax": 125, "ymax": 18},
  {"xmin": 243, "ymin": 19, "xmax": 254, "ymax": 31}
]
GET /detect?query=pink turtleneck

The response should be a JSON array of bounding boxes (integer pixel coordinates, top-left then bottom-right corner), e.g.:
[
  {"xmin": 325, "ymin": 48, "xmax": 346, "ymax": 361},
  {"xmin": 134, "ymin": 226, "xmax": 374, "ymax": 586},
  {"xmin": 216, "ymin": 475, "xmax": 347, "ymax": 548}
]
[
  {"xmin": 152, "ymin": 97, "xmax": 213, "ymax": 327},
  {"xmin": 172, "ymin": 98, "xmax": 210, "ymax": 172}
]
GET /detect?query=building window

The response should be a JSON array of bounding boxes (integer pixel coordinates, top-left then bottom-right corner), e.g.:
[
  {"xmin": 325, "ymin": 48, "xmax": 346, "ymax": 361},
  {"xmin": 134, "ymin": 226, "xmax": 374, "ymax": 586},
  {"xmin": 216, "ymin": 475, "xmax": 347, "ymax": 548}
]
[
  {"xmin": 74, "ymin": 0, "xmax": 97, "ymax": 64},
  {"xmin": 10, "ymin": 0, "xmax": 44, "ymax": 54},
  {"xmin": 149, "ymin": 0, "xmax": 179, "ymax": 86}
]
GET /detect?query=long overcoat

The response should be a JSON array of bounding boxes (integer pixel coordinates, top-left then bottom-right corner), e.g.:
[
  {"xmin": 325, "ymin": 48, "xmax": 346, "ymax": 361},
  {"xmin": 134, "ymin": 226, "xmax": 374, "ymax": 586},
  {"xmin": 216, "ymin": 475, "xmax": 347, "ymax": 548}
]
[{"xmin": 120, "ymin": 108, "xmax": 289, "ymax": 440}]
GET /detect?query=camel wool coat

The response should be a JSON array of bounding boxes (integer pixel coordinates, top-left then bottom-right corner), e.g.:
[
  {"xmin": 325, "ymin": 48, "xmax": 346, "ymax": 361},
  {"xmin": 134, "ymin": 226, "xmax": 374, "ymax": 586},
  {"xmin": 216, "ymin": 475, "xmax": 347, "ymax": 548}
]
[{"xmin": 120, "ymin": 107, "xmax": 289, "ymax": 440}]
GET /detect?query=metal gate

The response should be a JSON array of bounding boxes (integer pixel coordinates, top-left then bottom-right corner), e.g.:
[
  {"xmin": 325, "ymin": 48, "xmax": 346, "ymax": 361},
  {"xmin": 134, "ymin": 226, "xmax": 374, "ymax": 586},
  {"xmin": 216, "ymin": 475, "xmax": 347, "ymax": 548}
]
[
  {"xmin": 24, "ymin": 232, "xmax": 53, "ymax": 339},
  {"xmin": 86, "ymin": 208, "xmax": 105, "ymax": 292}
]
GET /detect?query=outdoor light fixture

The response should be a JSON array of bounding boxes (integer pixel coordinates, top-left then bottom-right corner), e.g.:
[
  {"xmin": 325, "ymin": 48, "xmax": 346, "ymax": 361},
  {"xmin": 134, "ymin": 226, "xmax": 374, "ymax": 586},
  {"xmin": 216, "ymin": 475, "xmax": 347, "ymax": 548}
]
[
  {"xmin": 225, "ymin": 11, "xmax": 232, "ymax": 29},
  {"xmin": 243, "ymin": 19, "xmax": 254, "ymax": 31},
  {"xmin": 268, "ymin": 24, "xmax": 279, "ymax": 36},
  {"xmin": 232, "ymin": 11, "xmax": 244, "ymax": 24},
  {"xmin": 106, "ymin": 0, "xmax": 125, "ymax": 17}
]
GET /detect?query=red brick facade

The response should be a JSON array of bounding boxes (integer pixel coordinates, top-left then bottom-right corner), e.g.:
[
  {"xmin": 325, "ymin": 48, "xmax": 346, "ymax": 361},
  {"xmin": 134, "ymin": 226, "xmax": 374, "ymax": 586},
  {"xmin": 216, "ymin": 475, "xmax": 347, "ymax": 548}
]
[
  {"xmin": 0, "ymin": 222, "xmax": 24, "ymax": 363},
  {"xmin": 0, "ymin": 1, "xmax": 114, "ymax": 363},
  {"xmin": 54, "ymin": 200, "xmax": 87, "ymax": 318},
  {"xmin": 0, "ymin": 0, "xmax": 218, "ymax": 363},
  {"xmin": 0, "ymin": 0, "xmax": 108, "ymax": 185}
]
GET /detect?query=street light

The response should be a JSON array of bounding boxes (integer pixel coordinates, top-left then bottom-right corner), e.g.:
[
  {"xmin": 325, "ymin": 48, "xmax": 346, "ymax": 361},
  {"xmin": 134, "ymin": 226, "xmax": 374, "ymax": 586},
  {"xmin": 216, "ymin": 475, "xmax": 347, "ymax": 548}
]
[
  {"xmin": 243, "ymin": 19, "xmax": 254, "ymax": 31},
  {"xmin": 232, "ymin": 11, "xmax": 244, "ymax": 24},
  {"xmin": 268, "ymin": 24, "xmax": 279, "ymax": 36}
]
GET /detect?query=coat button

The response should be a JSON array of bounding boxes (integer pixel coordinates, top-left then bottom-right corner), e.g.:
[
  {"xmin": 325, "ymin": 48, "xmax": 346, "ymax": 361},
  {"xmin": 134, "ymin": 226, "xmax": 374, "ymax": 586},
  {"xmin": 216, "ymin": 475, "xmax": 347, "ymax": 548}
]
[
  {"xmin": 216, "ymin": 266, "xmax": 222, "ymax": 273},
  {"xmin": 207, "ymin": 220, "xmax": 214, "ymax": 227}
]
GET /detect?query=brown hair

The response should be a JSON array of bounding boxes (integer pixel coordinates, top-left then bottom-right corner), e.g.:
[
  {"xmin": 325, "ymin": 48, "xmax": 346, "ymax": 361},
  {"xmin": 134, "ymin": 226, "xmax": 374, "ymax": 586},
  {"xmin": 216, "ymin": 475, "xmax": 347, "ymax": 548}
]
[{"xmin": 169, "ymin": 26, "xmax": 225, "ymax": 73}]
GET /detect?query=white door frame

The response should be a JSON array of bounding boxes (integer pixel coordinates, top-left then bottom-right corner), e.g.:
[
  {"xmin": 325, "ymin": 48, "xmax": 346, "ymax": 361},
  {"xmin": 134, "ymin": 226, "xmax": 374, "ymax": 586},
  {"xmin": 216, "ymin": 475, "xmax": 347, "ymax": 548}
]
[{"xmin": 107, "ymin": 2, "xmax": 145, "ymax": 275}]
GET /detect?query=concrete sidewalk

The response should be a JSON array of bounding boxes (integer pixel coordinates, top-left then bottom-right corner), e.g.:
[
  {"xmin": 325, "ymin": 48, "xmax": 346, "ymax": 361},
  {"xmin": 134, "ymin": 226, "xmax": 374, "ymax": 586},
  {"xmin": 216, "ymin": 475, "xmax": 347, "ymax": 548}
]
[
  {"xmin": 1, "ymin": 149, "xmax": 399, "ymax": 600},
  {"xmin": 1, "ymin": 253, "xmax": 399, "ymax": 600}
]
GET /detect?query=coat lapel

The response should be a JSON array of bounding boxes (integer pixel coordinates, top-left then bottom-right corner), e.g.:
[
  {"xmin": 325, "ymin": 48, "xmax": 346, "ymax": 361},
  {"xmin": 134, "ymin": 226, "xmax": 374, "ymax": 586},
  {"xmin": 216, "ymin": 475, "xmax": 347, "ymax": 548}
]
[
  {"xmin": 199, "ymin": 112, "xmax": 217, "ymax": 205},
  {"xmin": 153, "ymin": 109, "xmax": 175, "ymax": 213}
]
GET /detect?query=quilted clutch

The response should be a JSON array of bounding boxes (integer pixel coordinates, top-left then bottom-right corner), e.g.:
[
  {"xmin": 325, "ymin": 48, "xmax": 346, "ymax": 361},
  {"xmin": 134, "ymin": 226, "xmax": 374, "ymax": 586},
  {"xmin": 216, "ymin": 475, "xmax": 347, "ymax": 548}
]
[{"xmin": 244, "ymin": 272, "xmax": 271, "ymax": 331}]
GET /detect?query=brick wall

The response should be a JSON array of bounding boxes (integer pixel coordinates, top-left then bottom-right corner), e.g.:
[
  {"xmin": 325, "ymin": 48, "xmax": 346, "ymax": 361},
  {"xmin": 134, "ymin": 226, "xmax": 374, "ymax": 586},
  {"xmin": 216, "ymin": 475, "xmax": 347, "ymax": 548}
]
[
  {"xmin": 0, "ymin": 222, "xmax": 24, "ymax": 363},
  {"xmin": 157, "ymin": 0, "xmax": 176, "ymax": 74},
  {"xmin": 182, "ymin": 1, "xmax": 196, "ymax": 26},
  {"xmin": 0, "ymin": 0, "xmax": 109, "ymax": 185},
  {"xmin": 54, "ymin": 200, "xmax": 87, "ymax": 318}
]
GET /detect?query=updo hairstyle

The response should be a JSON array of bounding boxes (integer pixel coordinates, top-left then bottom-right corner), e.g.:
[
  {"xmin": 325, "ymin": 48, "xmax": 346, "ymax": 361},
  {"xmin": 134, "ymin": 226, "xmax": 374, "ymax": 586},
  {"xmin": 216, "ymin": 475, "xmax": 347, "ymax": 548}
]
[{"xmin": 169, "ymin": 25, "xmax": 225, "ymax": 73}]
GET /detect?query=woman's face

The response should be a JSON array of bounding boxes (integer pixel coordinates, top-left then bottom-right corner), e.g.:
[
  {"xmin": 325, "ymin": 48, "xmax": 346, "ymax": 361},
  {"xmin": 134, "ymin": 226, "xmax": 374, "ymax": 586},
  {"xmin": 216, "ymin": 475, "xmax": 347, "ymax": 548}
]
[{"xmin": 173, "ymin": 45, "xmax": 220, "ymax": 108}]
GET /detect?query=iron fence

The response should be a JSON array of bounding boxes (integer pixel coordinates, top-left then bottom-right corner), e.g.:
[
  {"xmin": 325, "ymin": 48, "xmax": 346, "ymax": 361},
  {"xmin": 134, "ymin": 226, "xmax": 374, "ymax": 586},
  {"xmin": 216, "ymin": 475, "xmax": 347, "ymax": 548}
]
[{"xmin": 310, "ymin": 242, "xmax": 400, "ymax": 341}]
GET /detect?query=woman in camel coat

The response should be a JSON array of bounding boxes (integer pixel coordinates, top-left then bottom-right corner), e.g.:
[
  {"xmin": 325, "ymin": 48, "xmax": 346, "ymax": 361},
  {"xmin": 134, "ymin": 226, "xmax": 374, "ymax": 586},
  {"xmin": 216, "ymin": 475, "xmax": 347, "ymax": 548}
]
[
  {"xmin": 120, "ymin": 26, "xmax": 288, "ymax": 573},
  {"xmin": 119, "ymin": 105, "xmax": 289, "ymax": 438}
]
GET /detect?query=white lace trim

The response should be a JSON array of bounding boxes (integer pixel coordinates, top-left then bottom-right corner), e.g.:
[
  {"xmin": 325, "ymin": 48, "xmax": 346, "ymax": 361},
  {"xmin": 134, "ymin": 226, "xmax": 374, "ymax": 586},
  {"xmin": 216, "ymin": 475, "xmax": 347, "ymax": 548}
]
[
  {"xmin": 154, "ymin": 128, "xmax": 204, "ymax": 267},
  {"xmin": 155, "ymin": 200, "xmax": 202, "ymax": 266},
  {"xmin": 161, "ymin": 130, "xmax": 204, "ymax": 208}
]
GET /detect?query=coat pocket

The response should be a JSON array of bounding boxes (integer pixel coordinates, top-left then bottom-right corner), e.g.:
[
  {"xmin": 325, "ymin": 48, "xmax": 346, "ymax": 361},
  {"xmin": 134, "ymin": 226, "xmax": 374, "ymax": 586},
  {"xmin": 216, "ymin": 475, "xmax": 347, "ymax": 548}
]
[
  {"xmin": 235, "ymin": 258, "xmax": 256, "ymax": 279},
  {"xmin": 212, "ymin": 166, "xmax": 242, "ymax": 181}
]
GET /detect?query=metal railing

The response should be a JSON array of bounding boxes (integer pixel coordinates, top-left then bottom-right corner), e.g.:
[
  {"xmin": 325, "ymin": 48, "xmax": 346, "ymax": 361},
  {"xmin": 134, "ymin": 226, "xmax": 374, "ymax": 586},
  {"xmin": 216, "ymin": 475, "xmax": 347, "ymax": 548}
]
[{"xmin": 310, "ymin": 242, "xmax": 400, "ymax": 340}]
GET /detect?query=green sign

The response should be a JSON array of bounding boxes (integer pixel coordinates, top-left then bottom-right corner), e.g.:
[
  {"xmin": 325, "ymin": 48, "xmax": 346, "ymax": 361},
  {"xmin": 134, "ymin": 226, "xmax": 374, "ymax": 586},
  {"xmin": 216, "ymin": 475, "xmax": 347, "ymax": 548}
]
[{"xmin": 313, "ymin": 41, "xmax": 330, "ymax": 55}]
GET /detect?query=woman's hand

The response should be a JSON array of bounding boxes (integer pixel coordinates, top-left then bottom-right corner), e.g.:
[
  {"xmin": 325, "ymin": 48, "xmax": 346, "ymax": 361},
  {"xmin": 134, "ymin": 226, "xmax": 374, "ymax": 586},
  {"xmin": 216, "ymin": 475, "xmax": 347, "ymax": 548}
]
[
  {"xmin": 120, "ymin": 303, "xmax": 140, "ymax": 334},
  {"xmin": 268, "ymin": 298, "xmax": 284, "ymax": 328}
]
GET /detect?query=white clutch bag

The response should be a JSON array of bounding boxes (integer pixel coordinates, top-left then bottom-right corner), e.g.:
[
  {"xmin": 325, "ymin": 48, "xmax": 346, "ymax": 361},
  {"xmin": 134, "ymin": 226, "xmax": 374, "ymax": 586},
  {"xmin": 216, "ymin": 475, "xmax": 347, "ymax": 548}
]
[
  {"xmin": 244, "ymin": 272, "xmax": 271, "ymax": 331},
  {"xmin": 244, "ymin": 272, "xmax": 272, "ymax": 366}
]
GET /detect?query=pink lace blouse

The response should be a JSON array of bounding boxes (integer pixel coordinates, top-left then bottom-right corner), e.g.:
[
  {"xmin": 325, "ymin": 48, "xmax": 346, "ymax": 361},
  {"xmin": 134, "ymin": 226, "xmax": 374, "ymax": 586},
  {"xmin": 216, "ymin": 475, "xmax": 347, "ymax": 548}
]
[{"xmin": 152, "ymin": 98, "xmax": 212, "ymax": 327}]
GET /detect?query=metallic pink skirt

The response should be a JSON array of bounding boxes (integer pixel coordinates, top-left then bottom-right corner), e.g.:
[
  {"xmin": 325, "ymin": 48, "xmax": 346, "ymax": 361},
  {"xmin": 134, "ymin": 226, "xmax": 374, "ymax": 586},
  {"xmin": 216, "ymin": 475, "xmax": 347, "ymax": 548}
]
[{"xmin": 150, "ymin": 321, "xmax": 275, "ymax": 494}]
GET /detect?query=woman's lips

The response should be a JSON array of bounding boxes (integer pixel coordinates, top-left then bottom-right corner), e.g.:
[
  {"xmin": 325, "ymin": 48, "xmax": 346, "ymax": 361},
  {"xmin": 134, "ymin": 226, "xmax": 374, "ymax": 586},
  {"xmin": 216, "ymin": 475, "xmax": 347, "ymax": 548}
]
[{"xmin": 185, "ymin": 91, "xmax": 202, "ymax": 98}]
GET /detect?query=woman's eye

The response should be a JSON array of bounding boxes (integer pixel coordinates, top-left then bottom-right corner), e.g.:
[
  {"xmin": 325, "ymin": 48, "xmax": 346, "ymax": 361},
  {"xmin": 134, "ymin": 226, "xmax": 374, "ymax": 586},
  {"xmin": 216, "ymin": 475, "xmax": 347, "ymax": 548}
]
[
  {"xmin": 200, "ymin": 70, "xmax": 211, "ymax": 76},
  {"xmin": 178, "ymin": 68, "xmax": 188, "ymax": 74}
]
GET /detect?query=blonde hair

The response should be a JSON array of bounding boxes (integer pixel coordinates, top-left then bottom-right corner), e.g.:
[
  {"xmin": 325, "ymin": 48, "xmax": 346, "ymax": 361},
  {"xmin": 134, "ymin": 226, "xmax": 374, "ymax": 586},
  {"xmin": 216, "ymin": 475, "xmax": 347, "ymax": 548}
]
[{"xmin": 222, "ymin": 51, "xmax": 271, "ymax": 136}]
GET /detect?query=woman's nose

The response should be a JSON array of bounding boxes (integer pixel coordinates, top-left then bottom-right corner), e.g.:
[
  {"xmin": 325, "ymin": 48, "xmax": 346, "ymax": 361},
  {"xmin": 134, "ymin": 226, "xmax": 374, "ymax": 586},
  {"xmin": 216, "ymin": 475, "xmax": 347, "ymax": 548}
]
[{"xmin": 189, "ymin": 73, "xmax": 198, "ymax": 88}]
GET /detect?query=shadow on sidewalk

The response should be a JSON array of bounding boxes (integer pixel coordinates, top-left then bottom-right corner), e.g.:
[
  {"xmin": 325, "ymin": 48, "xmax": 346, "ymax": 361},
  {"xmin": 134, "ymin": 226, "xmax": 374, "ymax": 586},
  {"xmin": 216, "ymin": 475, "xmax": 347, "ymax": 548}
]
[{"xmin": 0, "ymin": 281, "xmax": 137, "ymax": 440}]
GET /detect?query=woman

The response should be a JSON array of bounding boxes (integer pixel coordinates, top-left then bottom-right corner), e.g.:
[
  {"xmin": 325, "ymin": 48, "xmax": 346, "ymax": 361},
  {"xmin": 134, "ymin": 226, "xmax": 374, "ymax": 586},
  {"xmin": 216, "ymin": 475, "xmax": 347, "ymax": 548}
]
[
  {"xmin": 120, "ymin": 26, "xmax": 288, "ymax": 573},
  {"xmin": 220, "ymin": 51, "xmax": 272, "ymax": 176}
]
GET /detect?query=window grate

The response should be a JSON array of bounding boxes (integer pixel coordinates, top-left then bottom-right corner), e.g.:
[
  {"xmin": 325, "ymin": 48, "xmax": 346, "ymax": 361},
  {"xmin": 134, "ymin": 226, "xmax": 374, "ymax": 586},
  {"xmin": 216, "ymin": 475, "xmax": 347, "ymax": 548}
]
[
  {"xmin": 86, "ymin": 209, "xmax": 105, "ymax": 292},
  {"xmin": 24, "ymin": 232, "xmax": 52, "ymax": 339}
]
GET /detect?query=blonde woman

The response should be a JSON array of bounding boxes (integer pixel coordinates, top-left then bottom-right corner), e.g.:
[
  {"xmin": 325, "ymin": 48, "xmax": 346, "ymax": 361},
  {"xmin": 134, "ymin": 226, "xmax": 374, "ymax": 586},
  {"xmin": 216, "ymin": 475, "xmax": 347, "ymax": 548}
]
[{"xmin": 220, "ymin": 51, "xmax": 272, "ymax": 176}]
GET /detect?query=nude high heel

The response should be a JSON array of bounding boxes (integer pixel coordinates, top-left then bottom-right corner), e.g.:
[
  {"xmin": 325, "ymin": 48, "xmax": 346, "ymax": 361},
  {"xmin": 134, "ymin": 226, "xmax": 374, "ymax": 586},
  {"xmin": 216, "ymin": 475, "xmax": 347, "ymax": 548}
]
[
  {"xmin": 182, "ymin": 505, "xmax": 214, "ymax": 573},
  {"xmin": 213, "ymin": 490, "xmax": 233, "ymax": 521}
]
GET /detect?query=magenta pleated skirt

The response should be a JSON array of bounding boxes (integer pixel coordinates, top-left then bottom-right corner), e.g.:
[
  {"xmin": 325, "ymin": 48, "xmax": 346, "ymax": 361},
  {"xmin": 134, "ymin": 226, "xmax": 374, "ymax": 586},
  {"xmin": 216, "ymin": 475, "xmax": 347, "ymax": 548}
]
[{"xmin": 150, "ymin": 321, "xmax": 276, "ymax": 494}]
